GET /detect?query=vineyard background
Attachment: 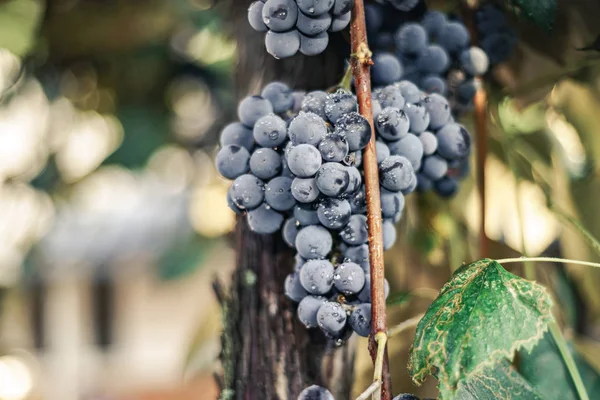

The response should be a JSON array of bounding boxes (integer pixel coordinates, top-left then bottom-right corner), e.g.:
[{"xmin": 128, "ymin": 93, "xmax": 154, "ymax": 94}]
[{"xmin": 0, "ymin": 0, "xmax": 599, "ymax": 399}]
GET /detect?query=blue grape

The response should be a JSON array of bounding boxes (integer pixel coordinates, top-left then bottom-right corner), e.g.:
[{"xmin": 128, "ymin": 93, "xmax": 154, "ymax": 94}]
[
  {"xmin": 437, "ymin": 123, "xmax": 471, "ymax": 159},
  {"xmin": 358, "ymin": 275, "xmax": 390, "ymax": 302},
  {"xmin": 379, "ymin": 155, "xmax": 416, "ymax": 192},
  {"xmin": 261, "ymin": 82, "xmax": 294, "ymax": 113},
  {"xmin": 298, "ymin": 385, "xmax": 335, "ymax": 400},
  {"xmin": 371, "ymin": 53, "xmax": 403, "ymax": 87},
  {"xmin": 295, "ymin": 253, "xmax": 306, "ymax": 270},
  {"xmin": 416, "ymin": 173, "xmax": 433, "ymax": 192},
  {"xmin": 300, "ymin": 32, "xmax": 329, "ymax": 56},
  {"xmin": 285, "ymin": 272, "xmax": 308, "ymax": 302},
  {"xmin": 230, "ymin": 174, "xmax": 265, "ymax": 210},
  {"xmin": 297, "ymin": 295, "xmax": 327, "ymax": 328},
  {"xmin": 315, "ymin": 162, "xmax": 350, "ymax": 197},
  {"xmin": 324, "ymin": 89, "xmax": 357, "ymax": 123},
  {"xmin": 420, "ymin": 75, "xmax": 447, "ymax": 95},
  {"xmin": 334, "ymin": 112, "xmax": 371, "ymax": 151},
  {"xmin": 227, "ymin": 187, "xmax": 244, "ymax": 214},
  {"xmin": 238, "ymin": 96, "xmax": 274, "ymax": 127},
  {"xmin": 418, "ymin": 131, "xmax": 438, "ymax": 155},
  {"xmin": 300, "ymin": 259, "xmax": 335, "ymax": 294},
  {"xmin": 349, "ymin": 303, "xmax": 371, "ymax": 337},
  {"xmin": 287, "ymin": 144, "xmax": 322, "ymax": 177},
  {"xmin": 376, "ymin": 140, "xmax": 391, "ymax": 164},
  {"xmin": 387, "ymin": 134, "xmax": 423, "ymax": 169},
  {"xmin": 416, "ymin": 45, "xmax": 450, "ymax": 75},
  {"xmin": 247, "ymin": 203, "xmax": 284, "ymax": 234},
  {"xmin": 404, "ymin": 101, "xmax": 430, "ymax": 134},
  {"xmin": 248, "ymin": 1, "xmax": 268, "ymax": 32},
  {"xmin": 372, "ymin": 98, "xmax": 382, "ymax": 119},
  {"xmin": 395, "ymin": 80, "xmax": 421, "ymax": 103},
  {"xmin": 375, "ymin": 86, "xmax": 406, "ymax": 109},
  {"xmin": 294, "ymin": 203, "xmax": 320, "ymax": 226},
  {"xmin": 301, "ymin": 90, "xmax": 328, "ymax": 119},
  {"xmin": 329, "ymin": 11, "xmax": 351, "ymax": 32},
  {"xmin": 388, "ymin": 0, "xmax": 420, "ymax": 11},
  {"xmin": 434, "ymin": 176, "xmax": 458, "ymax": 197},
  {"xmin": 480, "ymin": 32, "xmax": 517, "ymax": 65},
  {"xmin": 392, "ymin": 395, "xmax": 420, "ymax": 400},
  {"xmin": 216, "ymin": 145, "xmax": 250, "ymax": 179},
  {"xmin": 345, "ymin": 166, "xmax": 362, "ymax": 194},
  {"xmin": 288, "ymin": 112, "xmax": 328, "ymax": 146},
  {"xmin": 296, "ymin": 11, "xmax": 331, "ymax": 36},
  {"xmin": 332, "ymin": 0, "xmax": 353, "ymax": 16},
  {"xmin": 291, "ymin": 177, "xmax": 321, "ymax": 203},
  {"xmin": 381, "ymin": 188, "xmax": 405, "ymax": 219},
  {"xmin": 319, "ymin": 132, "xmax": 349, "ymax": 162},
  {"xmin": 382, "ymin": 219, "xmax": 397, "ymax": 250},
  {"xmin": 456, "ymin": 79, "xmax": 479, "ymax": 104},
  {"xmin": 374, "ymin": 32, "xmax": 394, "ymax": 49},
  {"xmin": 343, "ymin": 244, "xmax": 369, "ymax": 272},
  {"xmin": 345, "ymin": 150, "xmax": 362, "ymax": 167},
  {"xmin": 395, "ymin": 23, "xmax": 428, "ymax": 56},
  {"xmin": 250, "ymin": 148, "xmax": 282, "ymax": 180},
  {"xmin": 317, "ymin": 301, "xmax": 347, "ymax": 335},
  {"xmin": 317, "ymin": 198, "xmax": 352, "ymax": 230},
  {"xmin": 296, "ymin": 0, "xmax": 334, "ymax": 16},
  {"xmin": 375, "ymin": 107, "xmax": 410, "ymax": 141},
  {"xmin": 265, "ymin": 176, "xmax": 295, "ymax": 211},
  {"xmin": 265, "ymin": 30, "xmax": 301, "ymax": 59},
  {"xmin": 422, "ymin": 155, "xmax": 448, "ymax": 181},
  {"xmin": 365, "ymin": 3, "xmax": 383, "ymax": 34},
  {"xmin": 340, "ymin": 214, "xmax": 368, "ymax": 245},
  {"xmin": 401, "ymin": 176, "xmax": 418, "ymax": 195},
  {"xmin": 262, "ymin": 0, "xmax": 299, "ymax": 32},
  {"xmin": 438, "ymin": 21, "xmax": 470, "ymax": 53},
  {"xmin": 334, "ymin": 262, "xmax": 365, "ymax": 295},
  {"xmin": 460, "ymin": 46, "xmax": 489, "ymax": 76},
  {"xmin": 423, "ymin": 93, "xmax": 451, "ymax": 129},
  {"xmin": 253, "ymin": 114, "xmax": 288, "ymax": 147},
  {"xmin": 280, "ymin": 156, "xmax": 295, "ymax": 178},
  {"xmin": 349, "ymin": 186, "xmax": 367, "ymax": 214},
  {"xmin": 283, "ymin": 217, "xmax": 300, "ymax": 247},
  {"xmin": 220, "ymin": 122, "xmax": 254, "ymax": 150},
  {"xmin": 421, "ymin": 10, "xmax": 447, "ymax": 41},
  {"xmin": 476, "ymin": 4, "xmax": 506, "ymax": 33},
  {"xmin": 296, "ymin": 225, "xmax": 333, "ymax": 258}
]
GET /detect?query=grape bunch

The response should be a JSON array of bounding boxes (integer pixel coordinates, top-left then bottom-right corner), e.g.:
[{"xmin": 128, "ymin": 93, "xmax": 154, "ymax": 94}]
[
  {"xmin": 247, "ymin": 0, "xmax": 354, "ymax": 59},
  {"xmin": 475, "ymin": 4, "xmax": 518, "ymax": 66}
]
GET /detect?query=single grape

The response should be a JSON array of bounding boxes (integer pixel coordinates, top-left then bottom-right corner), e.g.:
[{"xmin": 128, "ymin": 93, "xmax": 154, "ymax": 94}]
[
  {"xmin": 387, "ymin": 133, "xmax": 424, "ymax": 169},
  {"xmin": 358, "ymin": 275, "xmax": 390, "ymax": 302},
  {"xmin": 421, "ymin": 75, "xmax": 447, "ymax": 95},
  {"xmin": 291, "ymin": 177, "xmax": 321, "ymax": 203},
  {"xmin": 301, "ymin": 90, "xmax": 328, "ymax": 119},
  {"xmin": 374, "ymin": 32, "xmax": 394, "ymax": 49},
  {"xmin": 317, "ymin": 198, "xmax": 352, "ymax": 230},
  {"xmin": 238, "ymin": 96, "xmax": 274, "ymax": 127},
  {"xmin": 216, "ymin": 145, "xmax": 251, "ymax": 180},
  {"xmin": 388, "ymin": 0, "xmax": 420, "ymax": 12},
  {"xmin": 296, "ymin": 225, "xmax": 333, "ymax": 259},
  {"xmin": 392, "ymin": 395, "xmax": 420, "ymax": 400},
  {"xmin": 345, "ymin": 166, "xmax": 362, "ymax": 194},
  {"xmin": 381, "ymin": 188, "xmax": 405, "ymax": 219},
  {"xmin": 299, "ymin": 259, "xmax": 335, "ymax": 294},
  {"xmin": 395, "ymin": 23, "xmax": 428, "ymax": 56},
  {"xmin": 416, "ymin": 45, "xmax": 450, "ymax": 75},
  {"xmin": 317, "ymin": 301, "xmax": 347, "ymax": 336},
  {"xmin": 253, "ymin": 114, "xmax": 288, "ymax": 147},
  {"xmin": 296, "ymin": 0, "xmax": 334, "ymax": 16},
  {"xmin": 422, "ymin": 155, "xmax": 448, "ymax": 181},
  {"xmin": 345, "ymin": 150, "xmax": 362, "ymax": 167},
  {"xmin": 294, "ymin": 203, "xmax": 320, "ymax": 226},
  {"xmin": 281, "ymin": 156, "xmax": 295, "ymax": 178},
  {"xmin": 297, "ymin": 385, "xmax": 335, "ymax": 400},
  {"xmin": 480, "ymin": 31, "xmax": 517, "ymax": 64},
  {"xmin": 288, "ymin": 112, "xmax": 328, "ymax": 146},
  {"xmin": 343, "ymin": 244, "xmax": 369, "ymax": 272},
  {"xmin": 261, "ymin": 81, "xmax": 294, "ymax": 113},
  {"xmin": 220, "ymin": 122, "xmax": 255, "ymax": 150},
  {"xmin": 423, "ymin": 93, "xmax": 450, "ymax": 130},
  {"xmin": 375, "ymin": 85, "xmax": 406, "ymax": 110},
  {"xmin": 296, "ymin": 11, "xmax": 331, "ymax": 36},
  {"xmin": 265, "ymin": 176, "xmax": 295, "ymax": 211},
  {"xmin": 365, "ymin": 3, "xmax": 383, "ymax": 33},
  {"xmin": 250, "ymin": 148, "xmax": 282, "ymax": 180},
  {"xmin": 349, "ymin": 186, "xmax": 367, "ymax": 214},
  {"xmin": 248, "ymin": 1, "xmax": 268, "ymax": 32},
  {"xmin": 247, "ymin": 203, "xmax": 284, "ymax": 234},
  {"xmin": 376, "ymin": 140, "xmax": 391, "ymax": 164},
  {"xmin": 401, "ymin": 175, "xmax": 418, "ymax": 195},
  {"xmin": 262, "ymin": 0, "xmax": 299, "ymax": 32},
  {"xmin": 334, "ymin": 112, "xmax": 371, "ymax": 151},
  {"xmin": 418, "ymin": 131, "xmax": 438, "ymax": 155},
  {"xmin": 416, "ymin": 173, "xmax": 433, "ymax": 192},
  {"xmin": 340, "ymin": 214, "xmax": 368, "ymax": 245},
  {"xmin": 300, "ymin": 32, "xmax": 329, "ymax": 56},
  {"xmin": 438, "ymin": 21, "xmax": 470, "ymax": 53},
  {"xmin": 319, "ymin": 132, "xmax": 349, "ymax": 162},
  {"xmin": 265, "ymin": 30, "xmax": 301, "ymax": 59},
  {"xmin": 315, "ymin": 162, "xmax": 350, "ymax": 197},
  {"xmin": 379, "ymin": 155, "xmax": 416, "ymax": 192},
  {"xmin": 437, "ymin": 123, "xmax": 471, "ymax": 160},
  {"xmin": 371, "ymin": 53, "xmax": 403, "ymax": 87},
  {"xmin": 295, "ymin": 253, "xmax": 306, "ymax": 270},
  {"xmin": 375, "ymin": 107, "xmax": 410, "ymax": 141},
  {"xmin": 404, "ymin": 100, "xmax": 430, "ymax": 134},
  {"xmin": 227, "ymin": 187, "xmax": 244, "ymax": 214},
  {"xmin": 332, "ymin": 0, "xmax": 353, "ymax": 16},
  {"xmin": 230, "ymin": 174, "xmax": 265, "ymax": 210},
  {"xmin": 421, "ymin": 10, "xmax": 447, "ymax": 41},
  {"xmin": 460, "ymin": 46, "xmax": 489, "ymax": 76},
  {"xmin": 349, "ymin": 303, "xmax": 371, "ymax": 337},
  {"xmin": 434, "ymin": 176, "xmax": 458, "ymax": 197},
  {"xmin": 382, "ymin": 219, "xmax": 397, "ymax": 250},
  {"xmin": 287, "ymin": 144, "xmax": 323, "ymax": 177},
  {"xmin": 324, "ymin": 89, "xmax": 357, "ymax": 124},
  {"xmin": 297, "ymin": 295, "xmax": 327, "ymax": 328},
  {"xmin": 292, "ymin": 91, "xmax": 305, "ymax": 113},
  {"xmin": 283, "ymin": 217, "xmax": 300, "ymax": 247},
  {"xmin": 329, "ymin": 11, "xmax": 351, "ymax": 32},
  {"xmin": 285, "ymin": 272, "xmax": 308, "ymax": 302},
  {"xmin": 456, "ymin": 79, "xmax": 480, "ymax": 104},
  {"xmin": 334, "ymin": 262, "xmax": 365, "ymax": 295},
  {"xmin": 395, "ymin": 80, "xmax": 421, "ymax": 103}
]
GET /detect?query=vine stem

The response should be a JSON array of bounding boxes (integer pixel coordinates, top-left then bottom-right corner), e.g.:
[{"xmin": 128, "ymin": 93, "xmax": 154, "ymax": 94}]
[
  {"xmin": 349, "ymin": 0, "xmax": 392, "ymax": 398},
  {"xmin": 387, "ymin": 313, "xmax": 424, "ymax": 338},
  {"xmin": 356, "ymin": 382, "xmax": 381, "ymax": 400},
  {"xmin": 496, "ymin": 256, "xmax": 600, "ymax": 269}
]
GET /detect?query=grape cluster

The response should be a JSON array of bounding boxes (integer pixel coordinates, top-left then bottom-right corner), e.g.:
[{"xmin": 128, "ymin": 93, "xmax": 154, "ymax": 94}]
[
  {"xmin": 476, "ymin": 4, "xmax": 517, "ymax": 66},
  {"xmin": 247, "ymin": 0, "xmax": 354, "ymax": 59}
]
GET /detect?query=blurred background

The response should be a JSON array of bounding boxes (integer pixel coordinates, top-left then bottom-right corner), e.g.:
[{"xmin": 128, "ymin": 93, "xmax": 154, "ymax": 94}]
[{"xmin": 0, "ymin": 0, "xmax": 600, "ymax": 399}]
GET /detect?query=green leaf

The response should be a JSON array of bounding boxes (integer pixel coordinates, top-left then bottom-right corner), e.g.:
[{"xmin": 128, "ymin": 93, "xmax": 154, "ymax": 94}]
[
  {"xmin": 508, "ymin": 0, "xmax": 557, "ymax": 32},
  {"xmin": 456, "ymin": 360, "xmax": 544, "ymax": 400},
  {"xmin": 520, "ymin": 332, "xmax": 600, "ymax": 400},
  {"xmin": 386, "ymin": 291, "xmax": 411, "ymax": 307},
  {"xmin": 0, "ymin": 0, "xmax": 44, "ymax": 56},
  {"xmin": 408, "ymin": 258, "xmax": 554, "ymax": 399}
]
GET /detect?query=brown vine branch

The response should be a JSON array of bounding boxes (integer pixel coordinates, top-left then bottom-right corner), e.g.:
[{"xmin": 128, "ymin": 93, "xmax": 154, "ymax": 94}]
[{"xmin": 349, "ymin": 1, "xmax": 392, "ymax": 399}]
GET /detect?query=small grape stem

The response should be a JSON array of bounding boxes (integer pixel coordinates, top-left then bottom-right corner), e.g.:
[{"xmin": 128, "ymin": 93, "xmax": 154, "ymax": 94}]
[
  {"xmin": 496, "ymin": 257, "xmax": 600, "ymax": 269},
  {"xmin": 356, "ymin": 382, "xmax": 381, "ymax": 400},
  {"xmin": 349, "ymin": 0, "xmax": 392, "ymax": 398},
  {"xmin": 387, "ymin": 313, "xmax": 424, "ymax": 338},
  {"xmin": 372, "ymin": 332, "xmax": 388, "ymax": 400}
]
